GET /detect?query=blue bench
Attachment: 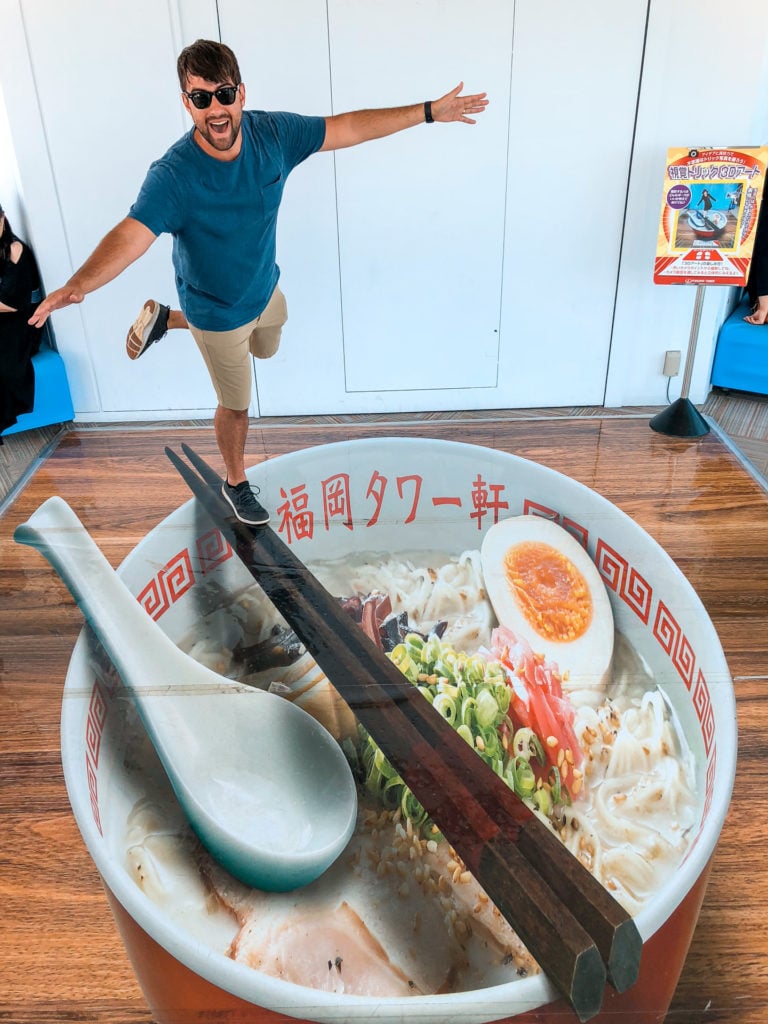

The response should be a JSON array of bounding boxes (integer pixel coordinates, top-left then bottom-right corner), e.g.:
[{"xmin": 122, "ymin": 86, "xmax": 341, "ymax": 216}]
[
  {"xmin": 710, "ymin": 297, "xmax": 768, "ymax": 395},
  {"xmin": 1, "ymin": 346, "xmax": 74, "ymax": 437}
]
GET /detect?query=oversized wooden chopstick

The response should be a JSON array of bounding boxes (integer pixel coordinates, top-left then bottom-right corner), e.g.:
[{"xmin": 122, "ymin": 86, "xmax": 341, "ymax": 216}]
[{"xmin": 166, "ymin": 443, "xmax": 642, "ymax": 1021}]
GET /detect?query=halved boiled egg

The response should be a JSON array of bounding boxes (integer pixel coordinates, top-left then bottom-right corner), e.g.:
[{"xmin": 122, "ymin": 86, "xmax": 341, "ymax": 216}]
[{"xmin": 481, "ymin": 515, "xmax": 614, "ymax": 700}]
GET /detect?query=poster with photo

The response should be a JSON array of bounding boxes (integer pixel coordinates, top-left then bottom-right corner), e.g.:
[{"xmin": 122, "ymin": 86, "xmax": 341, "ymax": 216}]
[{"xmin": 654, "ymin": 146, "xmax": 768, "ymax": 285}]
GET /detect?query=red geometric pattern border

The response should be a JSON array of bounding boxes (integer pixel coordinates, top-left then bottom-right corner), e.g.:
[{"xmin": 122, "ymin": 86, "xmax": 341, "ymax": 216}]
[
  {"xmin": 562, "ymin": 517, "xmax": 589, "ymax": 549},
  {"xmin": 522, "ymin": 499, "xmax": 559, "ymax": 522},
  {"xmin": 85, "ymin": 694, "xmax": 104, "ymax": 769},
  {"xmin": 137, "ymin": 548, "xmax": 195, "ymax": 621},
  {"xmin": 523, "ymin": 502, "xmax": 589, "ymax": 548},
  {"xmin": 595, "ymin": 540, "xmax": 652, "ymax": 624},
  {"xmin": 197, "ymin": 528, "xmax": 233, "ymax": 575},
  {"xmin": 653, "ymin": 601, "xmax": 695, "ymax": 689},
  {"xmin": 85, "ymin": 679, "xmax": 106, "ymax": 835},
  {"xmin": 703, "ymin": 749, "xmax": 717, "ymax": 821},
  {"xmin": 693, "ymin": 669, "xmax": 715, "ymax": 756}
]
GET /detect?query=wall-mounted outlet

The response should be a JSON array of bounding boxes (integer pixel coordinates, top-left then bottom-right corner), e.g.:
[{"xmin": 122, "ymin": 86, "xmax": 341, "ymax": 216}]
[{"xmin": 663, "ymin": 350, "xmax": 681, "ymax": 376}]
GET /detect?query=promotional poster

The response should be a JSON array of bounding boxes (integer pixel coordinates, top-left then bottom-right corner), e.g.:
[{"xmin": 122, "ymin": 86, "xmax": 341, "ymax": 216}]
[{"xmin": 654, "ymin": 146, "xmax": 768, "ymax": 285}]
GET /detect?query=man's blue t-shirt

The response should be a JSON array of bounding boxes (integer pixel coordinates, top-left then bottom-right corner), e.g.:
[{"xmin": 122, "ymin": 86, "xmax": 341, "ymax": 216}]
[{"xmin": 128, "ymin": 110, "xmax": 326, "ymax": 331}]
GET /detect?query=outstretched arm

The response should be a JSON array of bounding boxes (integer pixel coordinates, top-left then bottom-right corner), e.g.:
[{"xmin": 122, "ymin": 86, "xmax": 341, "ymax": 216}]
[
  {"xmin": 29, "ymin": 217, "xmax": 157, "ymax": 327},
  {"xmin": 320, "ymin": 82, "xmax": 488, "ymax": 152}
]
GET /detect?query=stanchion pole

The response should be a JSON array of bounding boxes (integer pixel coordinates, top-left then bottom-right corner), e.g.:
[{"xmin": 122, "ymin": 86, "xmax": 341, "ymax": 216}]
[{"xmin": 649, "ymin": 283, "xmax": 710, "ymax": 437}]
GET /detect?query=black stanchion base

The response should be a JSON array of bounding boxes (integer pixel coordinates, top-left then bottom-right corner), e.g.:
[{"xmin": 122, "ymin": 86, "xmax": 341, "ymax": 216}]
[{"xmin": 649, "ymin": 397, "xmax": 710, "ymax": 438}]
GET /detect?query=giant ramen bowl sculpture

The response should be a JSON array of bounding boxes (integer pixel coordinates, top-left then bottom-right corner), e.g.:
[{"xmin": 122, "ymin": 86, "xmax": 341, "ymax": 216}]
[{"xmin": 60, "ymin": 437, "xmax": 736, "ymax": 1024}]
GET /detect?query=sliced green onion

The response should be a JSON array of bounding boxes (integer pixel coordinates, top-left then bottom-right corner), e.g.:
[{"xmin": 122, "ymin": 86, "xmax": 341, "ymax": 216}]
[
  {"xmin": 357, "ymin": 632, "xmax": 575, "ymax": 840},
  {"xmin": 512, "ymin": 727, "xmax": 545, "ymax": 763},
  {"xmin": 548, "ymin": 765, "xmax": 562, "ymax": 804},
  {"xmin": 457, "ymin": 723, "xmax": 474, "ymax": 745},
  {"xmin": 432, "ymin": 692, "xmax": 457, "ymax": 724},
  {"xmin": 510, "ymin": 755, "xmax": 536, "ymax": 798},
  {"xmin": 422, "ymin": 636, "xmax": 442, "ymax": 665},
  {"xmin": 460, "ymin": 695, "xmax": 478, "ymax": 727},
  {"xmin": 475, "ymin": 688, "xmax": 500, "ymax": 728},
  {"xmin": 534, "ymin": 786, "xmax": 552, "ymax": 815},
  {"xmin": 389, "ymin": 643, "xmax": 418, "ymax": 683},
  {"xmin": 401, "ymin": 788, "xmax": 428, "ymax": 826}
]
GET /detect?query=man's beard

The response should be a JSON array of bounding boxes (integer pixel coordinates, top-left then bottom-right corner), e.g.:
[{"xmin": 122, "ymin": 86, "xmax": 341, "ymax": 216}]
[{"xmin": 198, "ymin": 114, "xmax": 242, "ymax": 152}]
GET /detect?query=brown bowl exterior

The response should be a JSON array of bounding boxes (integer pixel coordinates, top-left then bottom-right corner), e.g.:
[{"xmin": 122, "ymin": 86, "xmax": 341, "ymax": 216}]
[{"xmin": 104, "ymin": 856, "xmax": 712, "ymax": 1024}]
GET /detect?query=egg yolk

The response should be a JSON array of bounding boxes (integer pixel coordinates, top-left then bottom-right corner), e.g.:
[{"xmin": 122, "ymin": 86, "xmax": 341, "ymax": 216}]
[{"xmin": 503, "ymin": 541, "xmax": 592, "ymax": 642}]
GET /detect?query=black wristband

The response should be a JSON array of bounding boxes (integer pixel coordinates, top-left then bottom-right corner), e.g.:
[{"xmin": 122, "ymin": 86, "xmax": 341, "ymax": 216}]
[{"xmin": 424, "ymin": 100, "xmax": 434, "ymax": 124}]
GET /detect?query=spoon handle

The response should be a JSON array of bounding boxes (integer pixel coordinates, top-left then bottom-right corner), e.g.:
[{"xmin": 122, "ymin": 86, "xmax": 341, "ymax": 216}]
[{"xmin": 14, "ymin": 495, "xmax": 185, "ymax": 696}]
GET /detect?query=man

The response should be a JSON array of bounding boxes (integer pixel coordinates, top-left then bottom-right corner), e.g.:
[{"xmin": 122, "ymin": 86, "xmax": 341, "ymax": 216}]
[{"xmin": 30, "ymin": 39, "xmax": 488, "ymax": 524}]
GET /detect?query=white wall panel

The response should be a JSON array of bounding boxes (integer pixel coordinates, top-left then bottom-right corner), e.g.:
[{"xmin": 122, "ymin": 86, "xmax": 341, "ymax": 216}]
[
  {"xmin": 498, "ymin": 0, "xmax": 647, "ymax": 407},
  {"xmin": 0, "ymin": 0, "xmax": 99, "ymax": 413},
  {"xmin": 328, "ymin": 0, "xmax": 512, "ymax": 393},
  {"xmin": 9, "ymin": 0, "xmax": 218, "ymax": 417}
]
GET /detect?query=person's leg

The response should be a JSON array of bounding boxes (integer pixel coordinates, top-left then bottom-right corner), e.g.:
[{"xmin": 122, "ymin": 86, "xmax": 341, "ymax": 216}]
[
  {"xmin": 189, "ymin": 322, "xmax": 254, "ymax": 482},
  {"xmin": 213, "ymin": 405, "xmax": 250, "ymax": 485},
  {"xmin": 187, "ymin": 315, "xmax": 270, "ymax": 525},
  {"xmin": 248, "ymin": 284, "xmax": 288, "ymax": 359}
]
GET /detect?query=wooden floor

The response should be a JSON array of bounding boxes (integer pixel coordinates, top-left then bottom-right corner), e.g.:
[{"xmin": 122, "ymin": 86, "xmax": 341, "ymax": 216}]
[
  {"xmin": 1, "ymin": 417, "xmax": 767, "ymax": 1023},
  {"xmin": 3, "ymin": 388, "xmax": 768, "ymax": 509}
]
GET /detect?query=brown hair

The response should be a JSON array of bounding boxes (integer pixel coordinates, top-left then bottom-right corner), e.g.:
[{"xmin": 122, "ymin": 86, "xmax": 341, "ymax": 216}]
[{"xmin": 176, "ymin": 39, "xmax": 241, "ymax": 90}]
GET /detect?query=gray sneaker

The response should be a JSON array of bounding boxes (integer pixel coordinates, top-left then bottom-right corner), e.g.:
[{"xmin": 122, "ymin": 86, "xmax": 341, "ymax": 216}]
[
  {"xmin": 221, "ymin": 480, "xmax": 270, "ymax": 526},
  {"xmin": 127, "ymin": 300, "xmax": 170, "ymax": 360}
]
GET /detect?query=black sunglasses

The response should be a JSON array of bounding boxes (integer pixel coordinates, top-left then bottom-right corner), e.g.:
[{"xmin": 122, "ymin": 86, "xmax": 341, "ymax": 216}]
[{"xmin": 183, "ymin": 84, "xmax": 240, "ymax": 109}]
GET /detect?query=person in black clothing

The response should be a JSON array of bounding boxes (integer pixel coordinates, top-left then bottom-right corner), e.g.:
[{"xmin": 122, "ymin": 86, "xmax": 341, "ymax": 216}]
[
  {"xmin": 744, "ymin": 195, "xmax": 768, "ymax": 325},
  {"xmin": 0, "ymin": 204, "xmax": 44, "ymax": 436},
  {"xmin": 698, "ymin": 188, "xmax": 715, "ymax": 211}
]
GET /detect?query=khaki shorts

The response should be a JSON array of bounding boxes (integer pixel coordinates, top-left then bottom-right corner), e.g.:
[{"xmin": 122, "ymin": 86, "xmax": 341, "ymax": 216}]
[{"xmin": 188, "ymin": 284, "xmax": 288, "ymax": 410}]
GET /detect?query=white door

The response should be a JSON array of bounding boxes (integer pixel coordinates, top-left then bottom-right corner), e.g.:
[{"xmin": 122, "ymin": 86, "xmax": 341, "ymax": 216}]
[{"xmin": 326, "ymin": 0, "xmax": 511, "ymax": 395}]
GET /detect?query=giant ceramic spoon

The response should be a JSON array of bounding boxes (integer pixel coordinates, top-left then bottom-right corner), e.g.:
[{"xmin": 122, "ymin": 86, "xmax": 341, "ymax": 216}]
[{"xmin": 15, "ymin": 495, "xmax": 358, "ymax": 892}]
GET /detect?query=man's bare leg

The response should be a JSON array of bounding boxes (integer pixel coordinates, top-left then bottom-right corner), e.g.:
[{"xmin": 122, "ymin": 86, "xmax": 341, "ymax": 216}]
[
  {"xmin": 214, "ymin": 405, "xmax": 249, "ymax": 486},
  {"xmin": 168, "ymin": 310, "xmax": 188, "ymax": 329},
  {"xmin": 216, "ymin": 405, "xmax": 269, "ymax": 525}
]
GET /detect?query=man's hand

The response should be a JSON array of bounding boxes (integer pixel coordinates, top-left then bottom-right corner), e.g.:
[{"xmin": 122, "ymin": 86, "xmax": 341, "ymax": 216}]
[
  {"xmin": 431, "ymin": 82, "xmax": 489, "ymax": 125},
  {"xmin": 27, "ymin": 217, "xmax": 156, "ymax": 329},
  {"xmin": 321, "ymin": 83, "xmax": 489, "ymax": 151},
  {"xmin": 29, "ymin": 287, "xmax": 85, "ymax": 328}
]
